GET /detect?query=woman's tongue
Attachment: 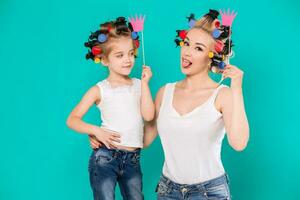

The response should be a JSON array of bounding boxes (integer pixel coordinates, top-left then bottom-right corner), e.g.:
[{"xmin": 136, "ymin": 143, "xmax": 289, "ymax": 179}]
[{"xmin": 182, "ymin": 58, "xmax": 192, "ymax": 68}]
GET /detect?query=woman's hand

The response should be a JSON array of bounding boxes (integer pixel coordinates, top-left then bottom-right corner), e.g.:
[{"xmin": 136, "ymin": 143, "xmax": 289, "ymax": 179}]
[
  {"xmin": 88, "ymin": 135, "xmax": 102, "ymax": 149},
  {"xmin": 222, "ymin": 65, "xmax": 244, "ymax": 90},
  {"xmin": 141, "ymin": 65, "xmax": 152, "ymax": 83},
  {"xmin": 91, "ymin": 127, "xmax": 121, "ymax": 149}
]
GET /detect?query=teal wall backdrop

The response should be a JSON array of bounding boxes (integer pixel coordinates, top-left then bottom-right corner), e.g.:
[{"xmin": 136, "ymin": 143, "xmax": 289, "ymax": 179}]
[{"xmin": 1, "ymin": 0, "xmax": 299, "ymax": 199}]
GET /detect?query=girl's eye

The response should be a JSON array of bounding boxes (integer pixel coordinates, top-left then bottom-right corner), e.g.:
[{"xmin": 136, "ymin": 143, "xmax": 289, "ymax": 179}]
[
  {"xmin": 195, "ymin": 47, "xmax": 203, "ymax": 51},
  {"xmin": 130, "ymin": 51, "xmax": 134, "ymax": 56},
  {"xmin": 184, "ymin": 41, "xmax": 189, "ymax": 46},
  {"xmin": 116, "ymin": 54, "xmax": 123, "ymax": 58}
]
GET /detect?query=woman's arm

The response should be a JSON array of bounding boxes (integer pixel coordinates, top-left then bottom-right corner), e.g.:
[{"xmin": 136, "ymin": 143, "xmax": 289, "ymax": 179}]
[
  {"xmin": 140, "ymin": 65, "xmax": 155, "ymax": 121},
  {"xmin": 66, "ymin": 86, "xmax": 120, "ymax": 149},
  {"xmin": 220, "ymin": 65, "xmax": 250, "ymax": 151},
  {"xmin": 143, "ymin": 86, "xmax": 165, "ymax": 148}
]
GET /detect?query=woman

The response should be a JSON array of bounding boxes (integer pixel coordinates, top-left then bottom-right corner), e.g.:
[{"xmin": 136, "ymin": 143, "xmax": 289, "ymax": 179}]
[{"xmin": 143, "ymin": 9, "xmax": 249, "ymax": 199}]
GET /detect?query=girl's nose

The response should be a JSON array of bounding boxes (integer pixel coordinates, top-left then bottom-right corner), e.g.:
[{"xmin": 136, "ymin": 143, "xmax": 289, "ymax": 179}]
[
  {"xmin": 125, "ymin": 56, "xmax": 131, "ymax": 63},
  {"xmin": 124, "ymin": 56, "xmax": 131, "ymax": 63}
]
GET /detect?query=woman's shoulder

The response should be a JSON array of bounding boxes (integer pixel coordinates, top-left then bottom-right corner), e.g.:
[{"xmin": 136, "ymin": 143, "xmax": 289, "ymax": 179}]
[
  {"xmin": 156, "ymin": 81, "xmax": 176, "ymax": 99},
  {"xmin": 163, "ymin": 81, "xmax": 177, "ymax": 89},
  {"xmin": 216, "ymin": 84, "xmax": 232, "ymax": 105},
  {"xmin": 218, "ymin": 84, "xmax": 230, "ymax": 94},
  {"xmin": 157, "ymin": 81, "xmax": 175, "ymax": 92}
]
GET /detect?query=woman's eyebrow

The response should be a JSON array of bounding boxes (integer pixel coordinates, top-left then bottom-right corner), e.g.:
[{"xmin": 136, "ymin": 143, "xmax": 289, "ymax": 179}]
[
  {"xmin": 186, "ymin": 37, "xmax": 207, "ymax": 48},
  {"xmin": 195, "ymin": 42, "xmax": 207, "ymax": 48}
]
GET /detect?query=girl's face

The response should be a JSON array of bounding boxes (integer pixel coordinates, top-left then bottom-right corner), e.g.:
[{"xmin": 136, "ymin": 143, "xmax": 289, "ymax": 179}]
[
  {"xmin": 180, "ymin": 28, "xmax": 214, "ymax": 75},
  {"xmin": 103, "ymin": 37, "xmax": 135, "ymax": 76}
]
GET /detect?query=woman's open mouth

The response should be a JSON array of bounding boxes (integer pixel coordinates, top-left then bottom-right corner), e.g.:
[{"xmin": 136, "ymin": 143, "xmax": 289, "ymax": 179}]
[{"xmin": 182, "ymin": 58, "xmax": 192, "ymax": 68}]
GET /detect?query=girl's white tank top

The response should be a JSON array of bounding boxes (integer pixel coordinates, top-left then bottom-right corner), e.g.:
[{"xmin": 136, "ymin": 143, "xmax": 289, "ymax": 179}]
[{"xmin": 96, "ymin": 78, "xmax": 144, "ymax": 148}]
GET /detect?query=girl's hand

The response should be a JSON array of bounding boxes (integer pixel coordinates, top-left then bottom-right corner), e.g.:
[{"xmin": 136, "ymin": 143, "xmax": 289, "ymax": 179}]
[
  {"xmin": 141, "ymin": 65, "xmax": 152, "ymax": 83},
  {"xmin": 92, "ymin": 127, "xmax": 121, "ymax": 149},
  {"xmin": 88, "ymin": 135, "xmax": 102, "ymax": 149},
  {"xmin": 222, "ymin": 65, "xmax": 244, "ymax": 90}
]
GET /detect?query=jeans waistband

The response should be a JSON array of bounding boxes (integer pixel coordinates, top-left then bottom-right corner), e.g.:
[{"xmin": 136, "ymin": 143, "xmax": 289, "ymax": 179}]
[
  {"xmin": 97, "ymin": 146, "xmax": 141, "ymax": 155},
  {"xmin": 160, "ymin": 173, "xmax": 229, "ymax": 191}
]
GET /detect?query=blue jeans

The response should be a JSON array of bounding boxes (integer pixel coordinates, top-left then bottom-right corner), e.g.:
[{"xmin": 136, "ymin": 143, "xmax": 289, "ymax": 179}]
[
  {"xmin": 156, "ymin": 174, "xmax": 231, "ymax": 200},
  {"xmin": 88, "ymin": 146, "xmax": 144, "ymax": 200}
]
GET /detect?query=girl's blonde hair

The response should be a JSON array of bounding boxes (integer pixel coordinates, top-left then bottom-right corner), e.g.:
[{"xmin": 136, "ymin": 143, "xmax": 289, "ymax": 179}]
[{"xmin": 84, "ymin": 17, "xmax": 139, "ymax": 62}]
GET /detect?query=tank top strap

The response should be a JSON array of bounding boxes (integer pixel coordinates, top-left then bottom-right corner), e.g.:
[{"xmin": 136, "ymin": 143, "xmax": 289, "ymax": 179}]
[
  {"xmin": 160, "ymin": 82, "xmax": 176, "ymax": 113},
  {"xmin": 209, "ymin": 84, "xmax": 229, "ymax": 105},
  {"xmin": 95, "ymin": 80, "xmax": 109, "ymax": 106},
  {"xmin": 132, "ymin": 78, "xmax": 141, "ymax": 92}
]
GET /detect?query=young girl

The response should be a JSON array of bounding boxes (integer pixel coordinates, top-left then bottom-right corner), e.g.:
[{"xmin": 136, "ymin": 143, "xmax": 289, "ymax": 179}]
[
  {"xmin": 141, "ymin": 10, "xmax": 249, "ymax": 199},
  {"xmin": 67, "ymin": 17, "xmax": 155, "ymax": 200}
]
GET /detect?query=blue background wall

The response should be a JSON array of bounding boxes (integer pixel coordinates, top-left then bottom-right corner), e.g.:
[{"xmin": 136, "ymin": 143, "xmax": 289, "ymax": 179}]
[{"xmin": 0, "ymin": 0, "xmax": 299, "ymax": 199}]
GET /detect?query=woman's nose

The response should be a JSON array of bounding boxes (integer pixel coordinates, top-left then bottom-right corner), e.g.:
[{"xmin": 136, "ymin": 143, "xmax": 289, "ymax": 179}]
[{"xmin": 182, "ymin": 47, "xmax": 191, "ymax": 57}]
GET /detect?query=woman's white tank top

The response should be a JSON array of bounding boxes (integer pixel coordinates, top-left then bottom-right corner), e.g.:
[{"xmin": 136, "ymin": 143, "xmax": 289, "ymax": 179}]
[{"xmin": 157, "ymin": 82, "xmax": 228, "ymax": 184}]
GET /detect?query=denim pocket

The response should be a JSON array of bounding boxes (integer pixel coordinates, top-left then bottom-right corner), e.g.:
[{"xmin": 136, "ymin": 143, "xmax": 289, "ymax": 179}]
[
  {"xmin": 155, "ymin": 181, "xmax": 171, "ymax": 196},
  {"xmin": 93, "ymin": 148, "xmax": 115, "ymax": 165},
  {"xmin": 206, "ymin": 183, "xmax": 231, "ymax": 200},
  {"xmin": 131, "ymin": 154, "xmax": 141, "ymax": 165}
]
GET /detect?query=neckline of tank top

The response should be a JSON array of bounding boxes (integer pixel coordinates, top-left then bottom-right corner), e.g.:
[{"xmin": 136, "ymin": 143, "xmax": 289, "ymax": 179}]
[
  {"xmin": 171, "ymin": 83, "xmax": 224, "ymax": 118},
  {"xmin": 103, "ymin": 78, "xmax": 136, "ymax": 89}
]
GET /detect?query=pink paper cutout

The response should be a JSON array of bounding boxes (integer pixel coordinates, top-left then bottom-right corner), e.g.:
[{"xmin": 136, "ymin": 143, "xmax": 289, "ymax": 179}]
[
  {"xmin": 219, "ymin": 9, "xmax": 237, "ymax": 27},
  {"xmin": 128, "ymin": 14, "xmax": 146, "ymax": 32}
]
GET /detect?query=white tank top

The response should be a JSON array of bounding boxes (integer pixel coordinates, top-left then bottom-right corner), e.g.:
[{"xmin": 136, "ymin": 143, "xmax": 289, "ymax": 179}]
[
  {"xmin": 157, "ymin": 82, "xmax": 228, "ymax": 184},
  {"xmin": 96, "ymin": 78, "xmax": 144, "ymax": 148}
]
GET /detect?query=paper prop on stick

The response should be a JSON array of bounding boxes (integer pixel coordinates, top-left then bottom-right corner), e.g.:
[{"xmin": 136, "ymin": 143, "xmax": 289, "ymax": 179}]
[
  {"xmin": 129, "ymin": 15, "xmax": 146, "ymax": 65},
  {"xmin": 218, "ymin": 9, "xmax": 237, "ymax": 83}
]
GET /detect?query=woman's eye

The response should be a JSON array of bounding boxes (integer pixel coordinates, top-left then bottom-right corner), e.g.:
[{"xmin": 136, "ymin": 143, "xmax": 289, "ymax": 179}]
[{"xmin": 195, "ymin": 47, "xmax": 203, "ymax": 51}]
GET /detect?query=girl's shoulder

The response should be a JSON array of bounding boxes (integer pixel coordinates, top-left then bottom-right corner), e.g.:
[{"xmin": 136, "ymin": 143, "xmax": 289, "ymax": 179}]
[
  {"xmin": 95, "ymin": 79, "xmax": 108, "ymax": 88},
  {"xmin": 131, "ymin": 78, "xmax": 141, "ymax": 91},
  {"xmin": 131, "ymin": 77, "xmax": 141, "ymax": 84}
]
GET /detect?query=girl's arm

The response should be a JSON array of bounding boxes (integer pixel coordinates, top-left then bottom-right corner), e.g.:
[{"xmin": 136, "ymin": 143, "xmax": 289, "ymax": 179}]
[
  {"xmin": 143, "ymin": 86, "xmax": 165, "ymax": 148},
  {"xmin": 66, "ymin": 86, "xmax": 120, "ymax": 149},
  {"xmin": 219, "ymin": 65, "xmax": 250, "ymax": 151},
  {"xmin": 140, "ymin": 65, "xmax": 155, "ymax": 121}
]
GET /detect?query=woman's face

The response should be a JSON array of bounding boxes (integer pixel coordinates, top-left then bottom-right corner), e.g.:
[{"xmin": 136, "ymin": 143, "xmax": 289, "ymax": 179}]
[{"xmin": 180, "ymin": 28, "xmax": 214, "ymax": 75}]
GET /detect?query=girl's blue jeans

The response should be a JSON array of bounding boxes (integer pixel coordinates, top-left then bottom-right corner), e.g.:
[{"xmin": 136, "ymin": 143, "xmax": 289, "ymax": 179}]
[{"xmin": 88, "ymin": 146, "xmax": 144, "ymax": 200}]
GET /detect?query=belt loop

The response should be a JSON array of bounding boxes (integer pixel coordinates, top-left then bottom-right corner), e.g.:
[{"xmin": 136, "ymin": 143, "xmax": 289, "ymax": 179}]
[
  {"xmin": 166, "ymin": 178, "xmax": 171, "ymax": 185},
  {"xmin": 225, "ymin": 173, "xmax": 230, "ymax": 184}
]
